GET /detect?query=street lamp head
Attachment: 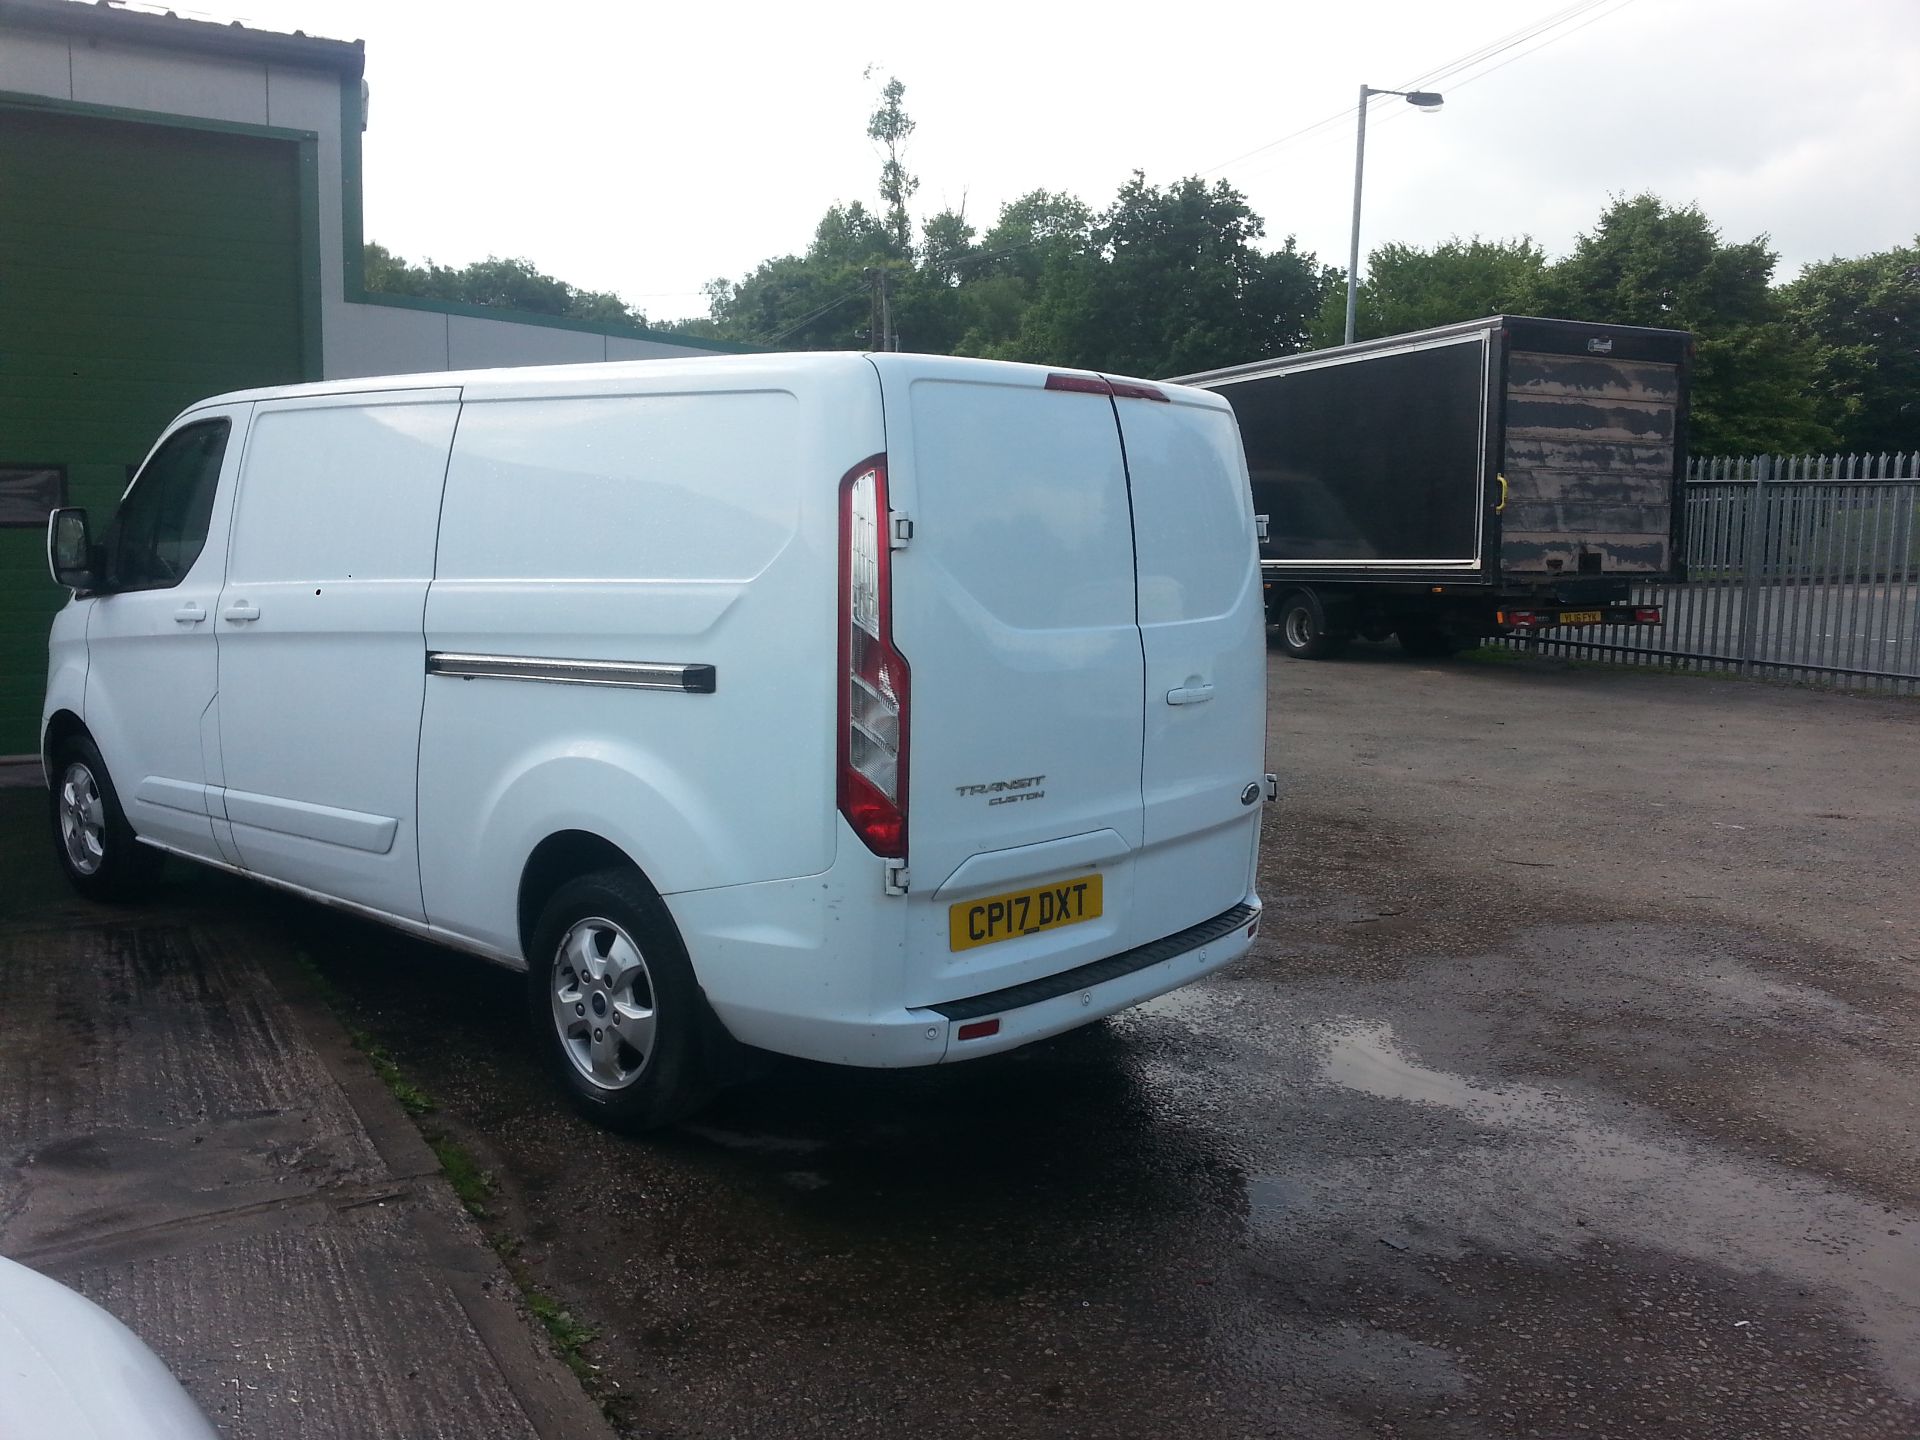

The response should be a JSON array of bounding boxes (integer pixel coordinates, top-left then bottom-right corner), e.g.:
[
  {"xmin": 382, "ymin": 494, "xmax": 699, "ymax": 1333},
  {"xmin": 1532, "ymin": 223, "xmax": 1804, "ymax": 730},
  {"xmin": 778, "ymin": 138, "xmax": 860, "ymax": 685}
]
[{"xmin": 1405, "ymin": 90, "xmax": 1444, "ymax": 109}]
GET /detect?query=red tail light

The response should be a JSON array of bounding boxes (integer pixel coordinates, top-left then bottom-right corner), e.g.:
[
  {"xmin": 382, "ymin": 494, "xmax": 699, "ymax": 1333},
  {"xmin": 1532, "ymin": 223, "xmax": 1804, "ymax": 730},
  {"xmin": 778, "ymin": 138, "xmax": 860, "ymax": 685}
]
[
  {"xmin": 1634, "ymin": 607, "xmax": 1663, "ymax": 624},
  {"xmin": 838, "ymin": 455, "xmax": 909, "ymax": 858}
]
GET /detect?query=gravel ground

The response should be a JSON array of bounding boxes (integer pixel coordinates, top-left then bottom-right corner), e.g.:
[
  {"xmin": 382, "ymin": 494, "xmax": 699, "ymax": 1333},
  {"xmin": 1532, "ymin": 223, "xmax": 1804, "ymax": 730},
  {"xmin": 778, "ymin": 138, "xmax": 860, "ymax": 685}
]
[{"xmin": 88, "ymin": 647, "xmax": 1920, "ymax": 1438}]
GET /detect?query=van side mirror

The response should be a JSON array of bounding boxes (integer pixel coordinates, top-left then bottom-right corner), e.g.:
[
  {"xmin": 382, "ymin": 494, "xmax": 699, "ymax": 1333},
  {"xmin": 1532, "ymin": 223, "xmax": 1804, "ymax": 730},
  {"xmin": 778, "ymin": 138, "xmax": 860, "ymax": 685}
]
[{"xmin": 48, "ymin": 508, "xmax": 100, "ymax": 590}]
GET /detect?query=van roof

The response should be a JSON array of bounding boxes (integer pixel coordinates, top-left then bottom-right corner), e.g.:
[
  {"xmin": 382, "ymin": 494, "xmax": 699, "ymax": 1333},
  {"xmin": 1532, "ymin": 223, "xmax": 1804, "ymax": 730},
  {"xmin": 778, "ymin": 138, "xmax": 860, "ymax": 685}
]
[{"xmin": 186, "ymin": 352, "xmax": 1233, "ymax": 413}]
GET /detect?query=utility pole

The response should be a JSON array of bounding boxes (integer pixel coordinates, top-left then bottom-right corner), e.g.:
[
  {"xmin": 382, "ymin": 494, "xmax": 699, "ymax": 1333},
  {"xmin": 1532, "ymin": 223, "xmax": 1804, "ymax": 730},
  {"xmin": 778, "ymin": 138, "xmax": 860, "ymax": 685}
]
[{"xmin": 865, "ymin": 266, "xmax": 898, "ymax": 352}]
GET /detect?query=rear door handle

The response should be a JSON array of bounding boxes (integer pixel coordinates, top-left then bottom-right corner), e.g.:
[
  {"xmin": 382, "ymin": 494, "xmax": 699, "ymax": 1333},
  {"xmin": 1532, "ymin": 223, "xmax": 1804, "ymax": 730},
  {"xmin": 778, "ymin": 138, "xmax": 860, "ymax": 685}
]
[
  {"xmin": 222, "ymin": 600, "xmax": 260, "ymax": 623},
  {"xmin": 1166, "ymin": 683, "xmax": 1215, "ymax": 706},
  {"xmin": 173, "ymin": 602, "xmax": 205, "ymax": 625}
]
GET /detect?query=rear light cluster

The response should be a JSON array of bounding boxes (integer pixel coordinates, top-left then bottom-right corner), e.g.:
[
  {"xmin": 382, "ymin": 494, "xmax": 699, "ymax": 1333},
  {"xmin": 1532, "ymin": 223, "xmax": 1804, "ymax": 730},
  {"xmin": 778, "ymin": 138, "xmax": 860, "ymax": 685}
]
[
  {"xmin": 838, "ymin": 455, "xmax": 910, "ymax": 858},
  {"xmin": 1634, "ymin": 607, "xmax": 1663, "ymax": 625}
]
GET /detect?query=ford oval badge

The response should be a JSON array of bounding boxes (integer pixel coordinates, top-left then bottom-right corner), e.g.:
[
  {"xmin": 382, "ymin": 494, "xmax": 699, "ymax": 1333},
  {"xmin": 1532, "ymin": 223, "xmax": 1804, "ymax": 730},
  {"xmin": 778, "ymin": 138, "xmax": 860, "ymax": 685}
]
[{"xmin": 1241, "ymin": 782, "xmax": 1261, "ymax": 806}]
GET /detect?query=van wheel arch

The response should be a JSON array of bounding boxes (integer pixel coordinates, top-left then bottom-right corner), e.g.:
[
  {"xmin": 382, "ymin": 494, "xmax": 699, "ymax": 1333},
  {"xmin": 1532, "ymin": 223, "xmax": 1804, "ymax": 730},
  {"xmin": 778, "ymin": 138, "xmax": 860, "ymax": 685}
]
[
  {"xmin": 42, "ymin": 709, "xmax": 88, "ymax": 787},
  {"xmin": 517, "ymin": 830, "xmax": 646, "ymax": 961}
]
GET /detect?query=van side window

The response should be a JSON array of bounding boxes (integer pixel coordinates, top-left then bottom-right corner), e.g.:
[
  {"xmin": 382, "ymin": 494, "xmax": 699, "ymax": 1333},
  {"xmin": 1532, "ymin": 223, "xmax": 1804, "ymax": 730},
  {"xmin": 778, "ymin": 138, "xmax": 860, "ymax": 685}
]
[{"xmin": 106, "ymin": 420, "xmax": 230, "ymax": 591}]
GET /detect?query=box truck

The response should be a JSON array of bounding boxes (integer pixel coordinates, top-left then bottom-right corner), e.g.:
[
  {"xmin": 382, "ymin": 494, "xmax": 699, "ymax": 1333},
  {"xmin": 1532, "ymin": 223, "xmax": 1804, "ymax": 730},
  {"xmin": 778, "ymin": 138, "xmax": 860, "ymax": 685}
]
[{"xmin": 1175, "ymin": 315, "xmax": 1691, "ymax": 658}]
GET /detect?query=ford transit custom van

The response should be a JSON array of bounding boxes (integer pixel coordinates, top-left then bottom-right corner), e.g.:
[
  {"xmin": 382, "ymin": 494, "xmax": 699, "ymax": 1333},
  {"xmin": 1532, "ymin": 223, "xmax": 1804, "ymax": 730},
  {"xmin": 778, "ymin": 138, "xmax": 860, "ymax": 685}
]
[{"xmin": 43, "ymin": 353, "xmax": 1270, "ymax": 1128}]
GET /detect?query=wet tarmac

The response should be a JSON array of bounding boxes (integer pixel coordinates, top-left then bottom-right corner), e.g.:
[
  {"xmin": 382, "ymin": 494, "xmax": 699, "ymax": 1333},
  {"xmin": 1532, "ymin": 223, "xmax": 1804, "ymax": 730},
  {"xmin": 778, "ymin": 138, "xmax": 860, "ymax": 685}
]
[{"xmin": 24, "ymin": 647, "xmax": 1920, "ymax": 1437}]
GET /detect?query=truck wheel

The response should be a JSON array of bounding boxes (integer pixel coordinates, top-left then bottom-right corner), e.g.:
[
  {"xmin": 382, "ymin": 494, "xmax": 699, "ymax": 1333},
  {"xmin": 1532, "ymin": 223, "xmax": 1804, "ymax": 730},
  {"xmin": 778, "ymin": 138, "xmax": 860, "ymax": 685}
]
[
  {"xmin": 49, "ymin": 735, "xmax": 163, "ymax": 902},
  {"xmin": 1272, "ymin": 592, "xmax": 1348, "ymax": 660},
  {"xmin": 527, "ymin": 867, "xmax": 717, "ymax": 1131},
  {"xmin": 1397, "ymin": 626, "xmax": 1463, "ymax": 660}
]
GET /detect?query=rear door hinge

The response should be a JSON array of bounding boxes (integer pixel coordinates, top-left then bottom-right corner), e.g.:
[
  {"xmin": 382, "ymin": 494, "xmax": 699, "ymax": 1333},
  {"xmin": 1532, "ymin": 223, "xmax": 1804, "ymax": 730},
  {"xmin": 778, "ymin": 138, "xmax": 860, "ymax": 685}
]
[
  {"xmin": 885, "ymin": 863, "xmax": 910, "ymax": 896},
  {"xmin": 1255, "ymin": 513, "xmax": 1271, "ymax": 542},
  {"xmin": 1264, "ymin": 773, "xmax": 1280, "ymax": 803},
  {"xmin": 890, "ymin": 513, "xmax": 913, "ymax": 549}
]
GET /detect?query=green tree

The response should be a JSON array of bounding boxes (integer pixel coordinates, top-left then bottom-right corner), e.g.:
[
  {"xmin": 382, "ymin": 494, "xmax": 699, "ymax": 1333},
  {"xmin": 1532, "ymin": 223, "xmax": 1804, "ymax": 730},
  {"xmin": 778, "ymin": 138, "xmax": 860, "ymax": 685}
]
[
  {"xmin": 1531, "ymin": 194, "xmax": 1829, "ymax": 454},
  {"xmin": 1013, "ymin": 173, "xmax": 1334, "ymax": 377},
  {"xmin": 1314, "ymin": 235, "xmax": 1547, "ymax": 346},
  {"xmin": 1782, "ymin": 241, "xmax": 1920, "ymax": 454},
  {"xmin": 362, "ymin": 243, "xmax": 649, "ymax": 328},
  {"xmin": 703, "ymin": 202, "xmax": 893, "ymax": 348},
  {"xmin": 866, "ymin": 74, "xmax": 919, "ymax": 257}
]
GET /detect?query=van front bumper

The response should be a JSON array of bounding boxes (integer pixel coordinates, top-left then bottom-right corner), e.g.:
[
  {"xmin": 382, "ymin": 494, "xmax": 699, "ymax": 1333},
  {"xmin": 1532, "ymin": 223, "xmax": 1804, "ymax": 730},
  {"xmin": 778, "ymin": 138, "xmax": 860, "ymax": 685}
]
[{"xmin": 693, "ymin": 890, "xmax": 1261, "ymax": 1068}]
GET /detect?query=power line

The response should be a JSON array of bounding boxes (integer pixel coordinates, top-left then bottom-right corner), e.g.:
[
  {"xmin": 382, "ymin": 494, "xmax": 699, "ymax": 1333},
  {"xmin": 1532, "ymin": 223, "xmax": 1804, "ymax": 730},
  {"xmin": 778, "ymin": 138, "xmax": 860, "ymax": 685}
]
[
  {"xmin": 1200, "ymin": 0, "xmax": 1615, "ymax": 178},
  {"xmin": 765, "ymin": 285, "xmax": 870, "ymax": 344},
  {"xmin": 1362, "ymin": 0, "xmax": 1635, "ymax": 145},
  {"xmin": 1393, "ymin": 0, "xmax": 1612, "ymax": 90},
  {"xmin": 1424, "ymin": 0, "xmax": 1638, "ymax": 100}
]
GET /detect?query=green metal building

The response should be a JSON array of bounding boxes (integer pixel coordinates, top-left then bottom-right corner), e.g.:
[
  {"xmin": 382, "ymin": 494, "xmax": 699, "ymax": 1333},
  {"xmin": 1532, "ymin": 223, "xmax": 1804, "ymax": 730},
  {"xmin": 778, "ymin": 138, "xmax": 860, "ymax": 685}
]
[{"xmin": 0, "ymin": 0, "xmax": 730, "ymax": 757}]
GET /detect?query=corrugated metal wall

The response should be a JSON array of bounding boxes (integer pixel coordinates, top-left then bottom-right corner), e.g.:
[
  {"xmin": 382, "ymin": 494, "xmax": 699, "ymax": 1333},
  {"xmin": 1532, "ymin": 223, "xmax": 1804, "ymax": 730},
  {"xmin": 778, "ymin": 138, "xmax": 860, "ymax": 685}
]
[{"xmin": 0, "ymin": 108, "xmax": 305, "ymax": 754}]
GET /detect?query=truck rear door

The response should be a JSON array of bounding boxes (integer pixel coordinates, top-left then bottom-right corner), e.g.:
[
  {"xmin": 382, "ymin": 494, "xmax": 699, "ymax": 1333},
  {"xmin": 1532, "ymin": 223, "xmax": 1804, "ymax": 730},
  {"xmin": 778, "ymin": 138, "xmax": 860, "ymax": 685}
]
[{"xmin": 1104, "ymin": 375, "xmax": 1266, "ymax": 933}]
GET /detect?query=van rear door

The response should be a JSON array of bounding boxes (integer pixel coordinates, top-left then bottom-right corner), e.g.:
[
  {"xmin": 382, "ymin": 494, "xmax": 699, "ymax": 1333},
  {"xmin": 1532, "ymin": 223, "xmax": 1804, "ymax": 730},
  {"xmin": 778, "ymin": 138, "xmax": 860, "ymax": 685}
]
[
  {"xmin": 1104, "ymin": 376, "xmax": 1266, "ymax": 933},
  {"xmin": 874, "ymin": 357, "xmax": 1146, "ymax": 1002}
]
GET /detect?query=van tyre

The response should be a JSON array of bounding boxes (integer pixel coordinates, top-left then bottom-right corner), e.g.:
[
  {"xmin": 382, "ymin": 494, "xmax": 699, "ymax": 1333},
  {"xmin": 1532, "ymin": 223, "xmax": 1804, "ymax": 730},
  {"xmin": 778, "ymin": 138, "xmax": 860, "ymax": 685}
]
[
  {"xmin": 1398, "ymin": 626, "xmax": 1463, "ymax": 659},
  {"xmin": 527, "ymin": 867, "xmax": 717, "ymax": 1131},
  {"xmin": 1272, "ymin": 591, "xmax": 1348, "ymax": 660},
  {"xmin": 49, "ymin": 734, "xmax": 162, "ymax": 902}
]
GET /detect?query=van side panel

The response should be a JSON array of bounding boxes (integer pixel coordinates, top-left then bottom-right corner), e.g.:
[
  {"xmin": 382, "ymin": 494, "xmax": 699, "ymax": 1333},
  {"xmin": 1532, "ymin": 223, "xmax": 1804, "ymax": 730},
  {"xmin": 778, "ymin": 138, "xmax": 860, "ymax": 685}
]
[
  {"xmin": 419, "ymin": 375, "xmax": 867, "ymax": 958},
  {"xmin": 214, "ymin": 393, "xmax": 460, "ymax": 921}
]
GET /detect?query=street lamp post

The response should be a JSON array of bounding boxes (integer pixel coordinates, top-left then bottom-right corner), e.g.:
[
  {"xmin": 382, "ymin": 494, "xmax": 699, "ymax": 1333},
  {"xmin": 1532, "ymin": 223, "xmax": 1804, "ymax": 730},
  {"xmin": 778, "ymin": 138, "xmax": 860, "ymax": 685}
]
[{"xmin": 1345, "ymin": 85, "xmax": 1444, "ymax": 346}]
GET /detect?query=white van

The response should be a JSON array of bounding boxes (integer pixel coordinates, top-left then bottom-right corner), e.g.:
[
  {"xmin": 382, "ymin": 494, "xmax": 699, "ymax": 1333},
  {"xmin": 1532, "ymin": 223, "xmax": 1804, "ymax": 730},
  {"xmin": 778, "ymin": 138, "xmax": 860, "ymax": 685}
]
[{"xmin": 43, "ymin": 353, "xmax": 1270, "ymax": 1128}]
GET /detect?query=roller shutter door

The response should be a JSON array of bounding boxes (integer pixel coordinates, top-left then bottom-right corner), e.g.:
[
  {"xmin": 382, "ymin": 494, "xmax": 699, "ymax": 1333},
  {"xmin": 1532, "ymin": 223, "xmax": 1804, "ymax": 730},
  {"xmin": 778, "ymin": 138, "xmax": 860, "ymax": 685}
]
[{"xmin": 0, "ymin": 107, "xmax": 305, "ymax": 754}]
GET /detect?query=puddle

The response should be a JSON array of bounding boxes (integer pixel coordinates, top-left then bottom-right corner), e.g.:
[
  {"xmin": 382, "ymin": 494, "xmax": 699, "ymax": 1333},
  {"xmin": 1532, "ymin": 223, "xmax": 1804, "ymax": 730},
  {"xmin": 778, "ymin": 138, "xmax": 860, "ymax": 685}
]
[
  {"xmin": 1295, "ymin": 1016, "xmax": 1920, "ymax": 1398},
  {"xmin": 1320, "ymin": 1020, "xmax": 1553, "ymax": 1127}
]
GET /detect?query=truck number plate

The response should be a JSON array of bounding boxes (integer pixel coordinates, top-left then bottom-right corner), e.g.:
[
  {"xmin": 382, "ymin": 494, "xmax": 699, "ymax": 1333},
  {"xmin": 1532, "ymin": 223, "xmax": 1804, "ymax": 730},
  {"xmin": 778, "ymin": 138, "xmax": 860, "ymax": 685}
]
[
  {"xmin": 949, "ymin": 875, "xmax": 1103, "ymax": 952},
  {"xmin": 1558, "ymin": 609, "xmax": 1605, "ymax": 625}
]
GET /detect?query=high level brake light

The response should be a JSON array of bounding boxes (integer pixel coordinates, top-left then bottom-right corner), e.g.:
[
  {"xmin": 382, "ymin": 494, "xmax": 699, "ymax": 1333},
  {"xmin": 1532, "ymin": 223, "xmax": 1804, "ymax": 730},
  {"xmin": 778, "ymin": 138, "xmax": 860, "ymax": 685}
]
[
  {"xmin": 1044, "ymin": 373, "xmax": 1169, "ymax": 402},
  {"xmin": 838, "ymin": 455, "xmax": 910, "ymax": 858}
]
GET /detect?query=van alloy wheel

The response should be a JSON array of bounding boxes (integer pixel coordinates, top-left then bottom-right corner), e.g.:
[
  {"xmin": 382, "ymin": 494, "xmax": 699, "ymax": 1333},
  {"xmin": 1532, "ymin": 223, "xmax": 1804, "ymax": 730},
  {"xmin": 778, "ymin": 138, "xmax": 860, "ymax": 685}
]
[
  {"xmin": 550, "ymin": 916, "xmax": 657, "ymax": 1090},
  {"xmin": 58, "ymin": 761, "xmax": 107, "ymax": 876}
]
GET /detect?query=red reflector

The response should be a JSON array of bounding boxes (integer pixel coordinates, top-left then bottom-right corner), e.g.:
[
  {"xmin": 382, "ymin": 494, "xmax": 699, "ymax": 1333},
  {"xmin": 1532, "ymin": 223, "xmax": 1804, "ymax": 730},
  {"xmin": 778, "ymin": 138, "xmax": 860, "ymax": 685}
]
[
  {"xmin": 1044, "ymin": 373, "xmax": 1111, "ymax": 396},
  {"xmin": 1108, "ymin": 380, "xmax": 1170, "ymax": 402},
  {"xmin": 956, "ymin": 1018, "xmax": 1001, "ymax": 1041},
  {"xmin": 1246, "ymin": 919, "xmax": 1259, "ymax": 938},
  {"xmin": 1634, "ymin": 607, "xmax": 1662, "ymax": 624}
]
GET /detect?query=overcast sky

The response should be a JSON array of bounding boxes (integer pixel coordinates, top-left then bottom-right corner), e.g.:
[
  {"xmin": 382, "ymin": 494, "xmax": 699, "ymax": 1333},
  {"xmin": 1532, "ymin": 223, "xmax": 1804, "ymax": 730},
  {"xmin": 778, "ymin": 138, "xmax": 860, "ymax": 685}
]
[{"xmin": 224, "ymin": 0, "xmax": 1918, "ymax": 327}]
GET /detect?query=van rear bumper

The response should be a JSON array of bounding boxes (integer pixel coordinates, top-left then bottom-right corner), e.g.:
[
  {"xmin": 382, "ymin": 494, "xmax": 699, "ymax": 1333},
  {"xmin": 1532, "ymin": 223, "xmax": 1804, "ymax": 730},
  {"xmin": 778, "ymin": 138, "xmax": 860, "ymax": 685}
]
[{"xmin": 695, "ymin": 891, "xmax": 1261, "ymax": 1068}]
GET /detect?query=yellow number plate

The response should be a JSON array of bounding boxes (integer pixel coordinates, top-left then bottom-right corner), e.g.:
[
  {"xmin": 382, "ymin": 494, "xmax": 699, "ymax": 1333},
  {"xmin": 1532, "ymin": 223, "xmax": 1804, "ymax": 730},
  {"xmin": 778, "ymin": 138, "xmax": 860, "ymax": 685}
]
[
  {"xmin": 949, "ymin": 874, "xmax": 1103, "ymax": 952},
  {"xmin": 1558, "ymin": 609, "xmax": 1604, "ymax": 625}
]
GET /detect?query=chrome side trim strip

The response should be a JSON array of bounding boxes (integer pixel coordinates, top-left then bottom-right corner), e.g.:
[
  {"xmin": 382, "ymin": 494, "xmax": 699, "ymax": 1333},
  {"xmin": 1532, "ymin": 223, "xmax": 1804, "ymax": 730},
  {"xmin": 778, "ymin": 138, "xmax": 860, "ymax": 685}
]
[{"xmin": 425, "ymin": 652, "xmax": 716, "ymax": 694}]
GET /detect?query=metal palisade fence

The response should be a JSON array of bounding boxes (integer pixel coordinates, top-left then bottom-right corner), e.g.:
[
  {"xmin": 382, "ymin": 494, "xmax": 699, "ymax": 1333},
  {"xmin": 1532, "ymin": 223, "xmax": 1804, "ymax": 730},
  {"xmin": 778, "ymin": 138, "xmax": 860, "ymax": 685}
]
[{"xmin": 1508, "ymin": 452, "xmax": 1920, "ymax": 694}]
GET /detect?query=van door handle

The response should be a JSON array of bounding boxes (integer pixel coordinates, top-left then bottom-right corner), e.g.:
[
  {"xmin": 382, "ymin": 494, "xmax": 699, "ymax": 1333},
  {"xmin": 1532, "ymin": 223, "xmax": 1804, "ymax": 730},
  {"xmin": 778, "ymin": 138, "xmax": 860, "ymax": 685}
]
[
  {"xmin": 222, "ymin": 600, "xmax": 261, "ymax": 623},
  {"xmin": 173, "ymin": 602, "xmax": 206, "ymax": 625},
  {"xmin": 1166, "ymin": 683, "xmax": 1215, "ymax": 706}
]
